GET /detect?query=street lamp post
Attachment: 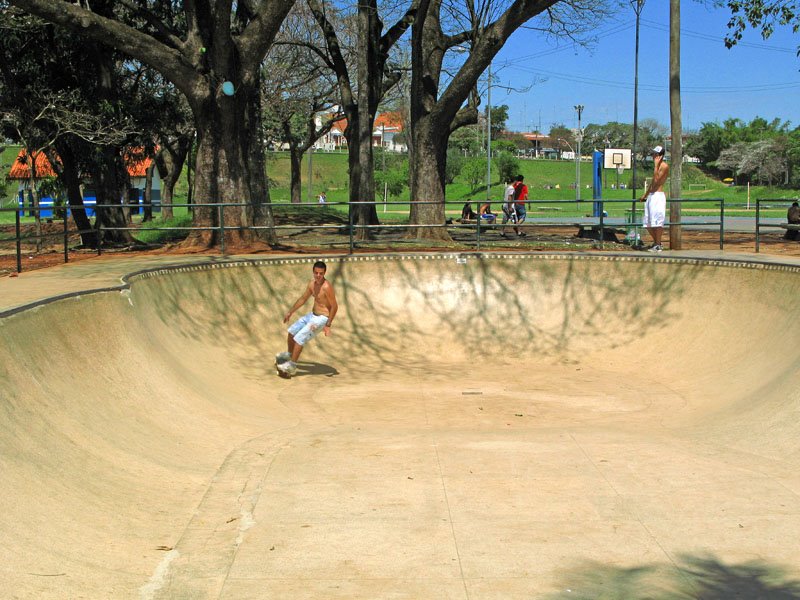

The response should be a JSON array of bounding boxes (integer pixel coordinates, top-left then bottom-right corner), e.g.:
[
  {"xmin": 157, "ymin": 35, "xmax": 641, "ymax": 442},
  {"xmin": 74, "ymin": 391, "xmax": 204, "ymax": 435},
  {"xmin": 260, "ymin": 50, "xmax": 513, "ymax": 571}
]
[
  {"xmin": 486, "ymin": 61, "xmax": 492, "ymax": 203},
  {"xmin": 574, "ymin": 104, "xmax": 584, "ymax": 201}
]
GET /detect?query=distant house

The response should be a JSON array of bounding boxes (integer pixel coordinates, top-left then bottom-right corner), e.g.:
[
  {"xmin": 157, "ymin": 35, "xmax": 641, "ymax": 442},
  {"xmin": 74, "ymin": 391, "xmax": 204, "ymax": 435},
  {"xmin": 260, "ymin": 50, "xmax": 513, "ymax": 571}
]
[
  {"xmin": 373, "ymin": 112, "xmax": 407, "ymax": 153},
  {"xmin": 8, "ymin": 148, "xmax": 161, "ymax": 218},
  {"xmin": 311, "ymin": 111, "xmax": 407, "ymax": 153},
  {"xmin": 314, "ymin": 115, "xmax": 348, "ymax": 151},
  {"xmin": 521, "ymin": 132, "xmax": 553, "ymax": 157}
]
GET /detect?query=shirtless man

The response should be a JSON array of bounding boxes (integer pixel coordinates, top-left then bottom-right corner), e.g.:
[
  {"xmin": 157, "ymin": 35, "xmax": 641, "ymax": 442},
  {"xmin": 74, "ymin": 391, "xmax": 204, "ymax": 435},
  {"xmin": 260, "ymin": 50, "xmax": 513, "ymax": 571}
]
[
  {"xmin": 639, "ymin": 145, "xmax": 669, "ymax": 252},
  {"xmin": 276, "ymin": 261, "xmax": 338, "ymax": 376}
]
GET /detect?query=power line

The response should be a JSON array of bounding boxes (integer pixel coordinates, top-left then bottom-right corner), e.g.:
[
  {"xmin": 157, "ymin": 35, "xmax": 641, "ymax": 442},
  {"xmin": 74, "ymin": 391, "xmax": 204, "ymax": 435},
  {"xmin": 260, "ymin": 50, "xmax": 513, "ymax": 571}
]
[
  {"xmin": 640, "ymin": 17, "xmax": 798, "ymax": 54},
  {"xmin": 506, "ymin": 63, "xmax": 800, "ymax": 94}
]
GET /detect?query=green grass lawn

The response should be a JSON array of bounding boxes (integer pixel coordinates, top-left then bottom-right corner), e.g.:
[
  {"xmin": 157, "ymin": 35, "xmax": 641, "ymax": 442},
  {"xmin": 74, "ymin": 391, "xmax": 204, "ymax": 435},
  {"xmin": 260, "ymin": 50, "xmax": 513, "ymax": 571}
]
[{"xmin": 3, "ymin": 148, "xmax": 798, "ymax": 228}]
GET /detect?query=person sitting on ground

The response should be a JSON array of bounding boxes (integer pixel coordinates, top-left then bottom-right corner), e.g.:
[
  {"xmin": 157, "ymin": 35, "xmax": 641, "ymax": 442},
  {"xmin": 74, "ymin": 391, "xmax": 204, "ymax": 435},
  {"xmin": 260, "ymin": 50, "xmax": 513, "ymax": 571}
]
[
  {"xmin": 479, "ymin": 201, "xmax": 496, "ymax": 225},
  {"xmin": 785, "ymin": 201, "xmax": 800, "ymax": 240},
  {"xmin": 461, "ymin": 202, "xmax": 477, "ymax": 222}
]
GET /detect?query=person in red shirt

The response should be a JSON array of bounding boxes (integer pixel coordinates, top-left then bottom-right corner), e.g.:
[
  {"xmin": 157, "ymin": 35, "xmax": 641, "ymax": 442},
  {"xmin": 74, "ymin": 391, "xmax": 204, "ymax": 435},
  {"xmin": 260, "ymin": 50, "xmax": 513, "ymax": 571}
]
[{"xmin": 512, "ymin": 175, "xmax": 528, "ymax": 237}]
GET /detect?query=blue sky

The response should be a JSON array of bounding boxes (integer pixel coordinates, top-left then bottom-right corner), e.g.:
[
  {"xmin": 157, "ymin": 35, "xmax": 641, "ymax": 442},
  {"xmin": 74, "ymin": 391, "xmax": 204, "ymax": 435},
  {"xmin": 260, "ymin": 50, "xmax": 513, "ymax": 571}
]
[{"xmin": 493, "ymin": 2, "xmax": 800, "ymax": 134}]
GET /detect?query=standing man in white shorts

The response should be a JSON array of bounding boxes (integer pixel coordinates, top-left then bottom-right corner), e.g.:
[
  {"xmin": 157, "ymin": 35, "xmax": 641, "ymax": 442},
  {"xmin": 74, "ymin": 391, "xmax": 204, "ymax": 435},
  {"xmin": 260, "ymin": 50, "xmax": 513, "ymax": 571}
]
[
  {"xmin": 640, "ymin": 145, "xmax": 669, "ymax": 252},
  {"xmin": 277, "ymin": 261, "xmax": 338, "ymax": 376}
]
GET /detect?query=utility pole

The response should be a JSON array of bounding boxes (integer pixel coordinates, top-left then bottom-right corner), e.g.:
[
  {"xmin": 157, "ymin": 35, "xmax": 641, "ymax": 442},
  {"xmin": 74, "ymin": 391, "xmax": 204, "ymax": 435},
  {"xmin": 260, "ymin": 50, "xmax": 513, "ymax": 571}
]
[
  {"xmin": 669, "ymin": 0, "xmax": 683, "ymax": 249},
  {"xmin": 631, "ymin": 0, "xmax": 645, "ymax": 206},
  {"xmin": 574, "ymin": 104, "xmax": 584, "ymax": 201}
]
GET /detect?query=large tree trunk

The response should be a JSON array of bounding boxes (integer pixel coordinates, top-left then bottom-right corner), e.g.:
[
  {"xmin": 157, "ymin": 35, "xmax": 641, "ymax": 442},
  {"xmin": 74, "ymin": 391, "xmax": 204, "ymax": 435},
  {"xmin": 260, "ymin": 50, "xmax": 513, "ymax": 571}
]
[
  {"xmin": 188, "ymin": 82, "xmax": 274, "ymax": 249},
  {"xmin": 93, "ymin": 146, "xmax": 135, "ymax": 245},
  {"xmin": 407, "ymin": 0, "xmax": 452, "ymax": 241},
  {"xmin": 409, "ymin": 122, "xmax": 449, "ymax": 238},
  {"xmin": 344, "ymin": 115, "xmax": 380, "ymax": 238},
  {"xmin": 51, "ymin": 142, "xmax": 97, "ymax": 247},
  {"xmin": 288, "ymin": 141, "xmax": 303, "ymax": 204}
]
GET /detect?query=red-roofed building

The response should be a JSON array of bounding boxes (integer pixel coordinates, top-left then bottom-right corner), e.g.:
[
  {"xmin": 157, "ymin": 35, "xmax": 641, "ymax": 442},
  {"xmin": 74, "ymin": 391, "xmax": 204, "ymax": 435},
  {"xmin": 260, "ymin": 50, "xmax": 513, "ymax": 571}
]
[
  {"xmin": 373, "ymin": 112, "xmax": 406, "ymax": 153},
  {"xmin": 314, "ymin": 115, "xmax": 348, "ymax": 151},
  {"xmin": 8, "ymin": 148, "xmax": 162, "ymax": 217},
  {"xmin": 312, "ymin": 111, "xmax": 406, "ymax": 153},
  {"xmin": 521, "ymin": 132, "xmax": 558, "ymax": 158}
]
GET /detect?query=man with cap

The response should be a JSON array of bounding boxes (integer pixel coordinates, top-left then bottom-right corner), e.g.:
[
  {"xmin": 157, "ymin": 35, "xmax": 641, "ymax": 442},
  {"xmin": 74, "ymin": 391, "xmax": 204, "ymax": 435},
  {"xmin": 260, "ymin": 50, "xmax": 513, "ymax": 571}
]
[{"xmin": 639, "ymin": 145, "xmax": 669, "ymax": 252}]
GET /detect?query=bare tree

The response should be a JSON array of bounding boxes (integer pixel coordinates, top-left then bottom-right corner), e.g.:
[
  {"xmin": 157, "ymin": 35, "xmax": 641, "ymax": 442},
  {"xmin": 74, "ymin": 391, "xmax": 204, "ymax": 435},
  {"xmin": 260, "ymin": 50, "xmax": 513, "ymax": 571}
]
[
  {"xmin": 267, "ymin": 8, "xmax": 341, "ymax": 203},
  {"xmin": 305, "ymin": 0, "xmax": 418, "ymax": 239},
  {"xmin": 407, "ymin": 0, "xmax": 611, "ymax": 240}
]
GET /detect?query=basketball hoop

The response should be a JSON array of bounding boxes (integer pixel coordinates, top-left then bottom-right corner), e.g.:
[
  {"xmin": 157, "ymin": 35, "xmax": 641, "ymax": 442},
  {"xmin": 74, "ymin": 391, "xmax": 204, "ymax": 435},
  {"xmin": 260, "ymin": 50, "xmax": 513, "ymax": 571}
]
[{"xmin": 616, "ymin": 166, "xmax": 625, "ymax": 176}]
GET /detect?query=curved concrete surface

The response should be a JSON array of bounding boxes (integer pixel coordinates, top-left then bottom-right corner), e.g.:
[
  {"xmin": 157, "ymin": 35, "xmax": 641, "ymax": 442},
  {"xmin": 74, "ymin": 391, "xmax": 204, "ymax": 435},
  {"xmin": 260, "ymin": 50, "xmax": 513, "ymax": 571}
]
[{"xmin": 2, "ymin": 253, "xmax": 800, "ymax": 598}]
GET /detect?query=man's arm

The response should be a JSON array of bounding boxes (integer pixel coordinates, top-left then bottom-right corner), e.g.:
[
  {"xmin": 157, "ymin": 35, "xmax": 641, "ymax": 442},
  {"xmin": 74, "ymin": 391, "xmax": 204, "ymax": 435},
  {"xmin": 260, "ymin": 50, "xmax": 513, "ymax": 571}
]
[
  {"xmin": 641, "ymin": 162, "xmax": 670, "ymax": 201},
  {"xmin": 322, "ymin": 283, "xmax": 338, "ymax": 335},
  {"xmin": 283, "ymin": 283, "xmax": 313, "ymax": 323}
]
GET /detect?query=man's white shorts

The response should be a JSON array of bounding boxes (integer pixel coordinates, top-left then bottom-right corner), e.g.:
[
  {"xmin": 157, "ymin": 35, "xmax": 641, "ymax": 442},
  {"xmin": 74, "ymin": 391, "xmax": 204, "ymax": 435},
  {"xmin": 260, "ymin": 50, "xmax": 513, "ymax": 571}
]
[
  {"xmin": 644, "ymin": 191, "xmax": 666, "ymax": 228},
  {"xmin": 288, "ymin": 312, "xmax": 329, "ymax": 346}
]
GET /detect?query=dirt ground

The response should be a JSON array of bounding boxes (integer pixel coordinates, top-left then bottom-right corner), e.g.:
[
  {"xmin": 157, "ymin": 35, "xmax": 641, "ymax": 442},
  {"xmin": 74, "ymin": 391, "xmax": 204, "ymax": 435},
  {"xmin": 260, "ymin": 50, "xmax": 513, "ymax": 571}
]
[{"xmin": 2, "ymin": 221, "xmax": 799, "ymax": 277}]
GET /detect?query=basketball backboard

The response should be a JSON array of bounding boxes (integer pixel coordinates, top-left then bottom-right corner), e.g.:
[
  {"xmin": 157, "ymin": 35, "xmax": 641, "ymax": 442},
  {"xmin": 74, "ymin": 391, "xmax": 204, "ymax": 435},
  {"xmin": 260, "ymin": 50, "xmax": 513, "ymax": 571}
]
[{"xmin": 603, "ymin": 148, "xmax": 632, "ymax": 170}]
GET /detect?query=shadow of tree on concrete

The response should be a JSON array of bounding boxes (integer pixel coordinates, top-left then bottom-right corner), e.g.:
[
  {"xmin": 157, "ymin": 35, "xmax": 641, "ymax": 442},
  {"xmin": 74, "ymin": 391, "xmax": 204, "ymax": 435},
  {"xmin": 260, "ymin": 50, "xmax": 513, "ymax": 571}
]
[
  {"xmin": 543, "ymin": 553, "xmax": 800, "ymax": 599},
  {"xmin": 127, "ymin": 255, "xmax": 708, "ymax": 380}
]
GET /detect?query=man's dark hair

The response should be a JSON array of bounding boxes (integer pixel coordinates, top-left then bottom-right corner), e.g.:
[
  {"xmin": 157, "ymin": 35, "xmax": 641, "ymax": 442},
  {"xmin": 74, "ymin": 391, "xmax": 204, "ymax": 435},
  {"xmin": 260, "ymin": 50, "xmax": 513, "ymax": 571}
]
[
  {"xmin": 515, "ymin": 174, "xmax": 524, "ymax": 182},
  {"xmin": 313, "ymin": 260, "xmax": 327, "ymax": 271}
]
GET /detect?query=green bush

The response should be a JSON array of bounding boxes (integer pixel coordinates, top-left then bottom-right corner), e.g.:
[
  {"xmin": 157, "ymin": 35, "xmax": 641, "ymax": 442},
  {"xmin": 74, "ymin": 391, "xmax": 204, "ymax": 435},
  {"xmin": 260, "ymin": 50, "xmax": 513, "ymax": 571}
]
[
  {"xmin": 493, "ymin": 151, "xmax": 519, "ymax": 184},
  {"xmin": 462, "ymin": 157, "xmax": 487, "ymax": 190}
]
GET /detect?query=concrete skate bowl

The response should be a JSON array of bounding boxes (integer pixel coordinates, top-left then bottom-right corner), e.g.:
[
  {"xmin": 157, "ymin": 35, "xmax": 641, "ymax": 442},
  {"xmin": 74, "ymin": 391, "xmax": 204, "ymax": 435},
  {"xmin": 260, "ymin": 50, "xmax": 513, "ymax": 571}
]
[{"xmin": 2, "ymin": 253, "xmax": 800, "ymax": 599}]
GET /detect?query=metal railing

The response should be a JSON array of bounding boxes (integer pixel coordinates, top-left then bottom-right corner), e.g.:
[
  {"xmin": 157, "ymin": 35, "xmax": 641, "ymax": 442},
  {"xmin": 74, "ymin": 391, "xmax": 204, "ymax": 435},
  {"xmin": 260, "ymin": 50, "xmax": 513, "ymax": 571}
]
[
  {"xmin": 1, "ymin": 196, "xmax": 729, "ymax": 272},
  {"xmin": 754, "ymin": 198, "xmax": 799, "ymax": 253}
]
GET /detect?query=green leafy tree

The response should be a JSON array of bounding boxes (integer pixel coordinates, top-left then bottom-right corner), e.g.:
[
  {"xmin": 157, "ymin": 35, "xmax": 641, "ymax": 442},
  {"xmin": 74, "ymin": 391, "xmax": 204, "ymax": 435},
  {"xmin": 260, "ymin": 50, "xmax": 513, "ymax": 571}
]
[
  {"xmin": 462, "ymin": 157, "xmax": 487, "ymax": 191},
  {"xmin": 722, "ymin": 1, "xmax": 800, "ymax": 55},
  {"xmin": 445, "ymin": 150, "xmax": 465, "ymax": 185},
  {"xmin": 489, "ymin": 104, "xmax": 509, "ymax": 140},
  {"xmin": 449, "ymin": 126, "xmax": 484, "ymax": 156},
  {"xmin": 492, "ymin": 150, "xmax": 519, "ymax": 183},
  {"xmin": 375, "ymin": 161, "xmax": 409, "ymax": 199},
  {"xmin": 549, "ymin": 123, "xmax": 574, "ymax": 156}
]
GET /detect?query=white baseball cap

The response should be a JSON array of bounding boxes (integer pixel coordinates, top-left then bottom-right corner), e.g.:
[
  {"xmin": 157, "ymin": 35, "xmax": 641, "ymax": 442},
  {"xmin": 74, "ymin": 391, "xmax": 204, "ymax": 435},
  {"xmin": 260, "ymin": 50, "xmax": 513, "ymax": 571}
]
[{"xmin": 651, "ymin": 145, "xmax": 665, "ymax": 155}]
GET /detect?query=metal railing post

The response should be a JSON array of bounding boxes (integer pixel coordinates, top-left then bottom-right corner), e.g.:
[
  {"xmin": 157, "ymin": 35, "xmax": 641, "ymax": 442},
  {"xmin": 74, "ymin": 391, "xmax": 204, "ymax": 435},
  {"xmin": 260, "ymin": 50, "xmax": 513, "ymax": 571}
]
[
  {"xmin": 63, "ymin": 211, "xmax": 69, "ymax": 263},
  {"xmin": 719, "ymin": 197, "xmax": 725, "ymax": 250},
  {"xmin": 755, "ymin": 199, "xmax": 760, "ymax": 253},
  {"xmin": 599, "ymin": 201, "xmax": 605, "ymax": 246},
  {"xmin": 476, "ymin": 208, "xmax": 481, "ymax": 251},
  {"xmin": 348, "ymin": 202, "xmax": 354, "ymax": 254},
  {"xmin": 15, "ymin": 207, "xmax": 22, "ymax": 273},
  {"xmin": 218, "ymin": 203, "xmax": 226, "ymax": 255}
]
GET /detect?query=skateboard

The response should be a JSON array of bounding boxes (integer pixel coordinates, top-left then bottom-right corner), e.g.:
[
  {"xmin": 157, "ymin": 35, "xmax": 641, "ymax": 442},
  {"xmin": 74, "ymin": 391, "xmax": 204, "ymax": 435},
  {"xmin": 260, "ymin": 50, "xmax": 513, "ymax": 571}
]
[{"xmin": 275, "ymin": 352, "xmax": 294, "ymax": 378}]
